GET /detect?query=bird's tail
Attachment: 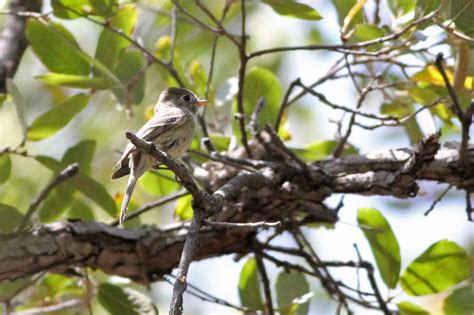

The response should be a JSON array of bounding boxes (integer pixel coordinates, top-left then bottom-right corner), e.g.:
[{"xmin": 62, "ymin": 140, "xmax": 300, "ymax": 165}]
[{"xmin": 120, "ymin": 172, "xmax": 138, "ymax": 226}]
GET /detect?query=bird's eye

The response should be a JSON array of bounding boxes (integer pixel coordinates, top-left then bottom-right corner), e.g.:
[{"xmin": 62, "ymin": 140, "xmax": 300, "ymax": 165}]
[{"xmin": 182, "ymin": 94, "xmax": 191, "ymax": 102}]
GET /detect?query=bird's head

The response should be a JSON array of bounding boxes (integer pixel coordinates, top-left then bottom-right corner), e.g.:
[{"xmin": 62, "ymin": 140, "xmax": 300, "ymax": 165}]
[{"xmin": 157, "ymin": 87, "xmax": 208, "ymax": 113}]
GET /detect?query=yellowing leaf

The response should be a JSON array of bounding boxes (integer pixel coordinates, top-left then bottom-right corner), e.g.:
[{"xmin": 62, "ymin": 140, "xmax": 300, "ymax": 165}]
[
  {"xmin": 154, "ymin": 35, "xmax": 172, "ymax": 60},
  {"xmin": 174, "ymin": 194, "xmax": 193, "ymax": 221},
  {"xmin": 412, "ymin": 65, "xmax": 453, "ymax": 87},
  {"xmin": 342, "ymin": 0, "xmax": 368, "ymax": 34},
  {"xmin": 189, "ymin": 60, "xmax": 207, "ymax": 96},
  {"xmin": 37, "ymin": 73, "xmax": 113, "ymax": 89}
]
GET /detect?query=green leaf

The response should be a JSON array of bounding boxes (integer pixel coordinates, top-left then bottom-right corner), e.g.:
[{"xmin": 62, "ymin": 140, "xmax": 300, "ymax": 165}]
[
  {"xmin": 388, "ymin": 0, "xmax": 416, "ymax": 16},
  {"xmin": 139, "ymin": 171, "xmax": 180, "ymax": 197},
  {"xmin": 332, "ymin": 0, "xmax": 364, "ymax": 28},
  {"xmin": 95, "ymin": 4, "xmax": 137, "ymax": 72},
  {"xmin": 353, "ymin": 24, "xmax": 384, "ymax": 41},
  {"xmin": 400, "ymin": 240, "xmax": 470, "ymax": 296},
  {"xmin": 291, "ymin": 140, "xmax": 358, "ymax": 162},
  {"xmin": 408, "ymin": 87, "xmax": 439, "ymax": 105},
  {"xmin": 238, "ymin": 258, "xmax": 264, "ymax": 311},
  {"xmin": 6, "ymin": 79, "xmax": 28, "ymax": 143},
  {"xmin": 98, "ymin": 283, "xmax": 157, "ymax": 315},
  {"xmin": 233, "ymin": 67, "xmax": 282, "ymax": 138},
  {"xmin": 174, "ymin": 194, "xmax": 193, "ymax": 221},
  {"xmin": 52, "ymin": 0, "xmax": 91, "ymax": 19},
  {"xmin": 357, "ymin": 207, "xmax": 401, "ymax": 289},
  {"xmin": 35, "ymin": 156, "xmax": 117, "ymax": 217},
  {"xmin": 68, "ymin": 199, "xmax": 96, "ymax": 221},
  {"xmin": 41, "ymin": 274, "xmax": 82, "ymax": 298},
  {"xmin": 244, "ymin": 67, "xmax": 282, "ymax": 126},
  {"xmin": 63, "ymin": 140, "xmax": 96, "ymax": 175},
  {"xmin": 0, "ymin": 154, "xmax": 12, "ymax": 185},
  {"xmin": 37, "ymin": 73, "xmax": 113, "ymax": 89},
  {"xmin": 450, "ymin": 0, "xmax": 474, "ymax": 35},
  {"xmin": 397, "ymin": 301, "xmax": 429, "ymax": 314},
  {"xmin": 112, "ymin": 50, "xmax": 146, "ymax": 105},
  {"xmin": 443, "ymin": 284, "xmax": 474, "ymax": 314},
  {"xmin": 0, "ymin": 203, "xmax": 23, "ymax": 232},
  {"xmin": 73, "ymin": 173, "xmax": 117, "ymax": 218},
  {"xmin": 262, "ymin": 0, "xmax": 322, "ymax": 20},
  {"xmin": 90, "ymin": 0, "xmax": 118, "ymax": 17},
  {"xmin": 26, "ymin": 20, "xmax": 90, "ymax": 75},
  {"xmin": 276, "ymin": 270, "xmax": 311, "ymax": 315},
  {"xmin": 38, "ymin": 188, "xmax": 75, "ymax": 223},
  {"xmin": 28, "ymin": 94, "xmax": 89, "ymax": 141},
  {"xmin": 209, "ymin": 134, "xmax": 230, "ymax": 152}
]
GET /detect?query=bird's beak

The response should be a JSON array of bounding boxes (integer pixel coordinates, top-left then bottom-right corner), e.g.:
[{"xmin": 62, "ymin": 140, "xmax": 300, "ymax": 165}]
[{"xmin": 196, "ymin": 99, "xmax": 208, "ymax": 107}]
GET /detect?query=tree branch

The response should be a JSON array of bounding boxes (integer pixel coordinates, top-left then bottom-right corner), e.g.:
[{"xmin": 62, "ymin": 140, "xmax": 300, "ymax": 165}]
[{"xmin": 1, "ymin": 137, "xmax": 474, "ymax": 283}]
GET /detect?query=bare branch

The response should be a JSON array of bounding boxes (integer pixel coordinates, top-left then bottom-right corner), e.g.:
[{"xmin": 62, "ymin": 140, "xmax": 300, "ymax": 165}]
[
  {"xmin": 204, "ymin": 220, "xmax": 281, "ymax": 230},
  {"xmin": 255, "ymin": 253, "xmax": 275, "ymax": 315}
]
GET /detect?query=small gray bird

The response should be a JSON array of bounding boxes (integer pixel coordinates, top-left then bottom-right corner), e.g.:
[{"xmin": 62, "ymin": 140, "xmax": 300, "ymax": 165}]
[{"xmin": 112, "ymin": 87, "xmax": 208, "ymax": 225}]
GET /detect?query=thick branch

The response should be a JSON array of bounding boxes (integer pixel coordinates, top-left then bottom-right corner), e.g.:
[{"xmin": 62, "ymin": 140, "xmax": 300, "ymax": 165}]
[{"xmin": 1, "ymin": 138, "xmax": 473, "ymax": 282}]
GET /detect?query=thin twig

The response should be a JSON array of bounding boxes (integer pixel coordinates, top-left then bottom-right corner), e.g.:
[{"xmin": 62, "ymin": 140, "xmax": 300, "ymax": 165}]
[
  {"xmin": 16, "ymin": 163, "xmax": 79, "ymax": 232},
  {"xmin": 164, "ymin": 275, "xmax": 249, "ymax": 312},
  {"xmin": 424, "ymin": 184, "xmax": 453, "ymax": 216},
  {"xmin": 171, "ymin": 0, "xmax": 241, "ymax": 41},
  {"xmin": 56, "ymin": 3, "xmax": 185, "ymax": 87},
  {"xmin": 465, "ymin": 192, "xmax": 473, "ymax": 222},
  {"xmin": 236, "ymin": 0, "xmax": 251, "ymax": 158},
  {"xmin": 248, "ymin": 11, "xmax": 438, "ymax": 59},
  {"xmin": 188, "ymin": 149, "xmax": 259, "ymax": 172},
  {"xmin": 255, "ymin": 252, "xmax": 275, "ymax": 315},
  {"xmin": 434, "ymin": 53, "xmax": 463, "ymax": 117},
  {"xmin": 333, "ymin": 78, "xmax": 378, "ymax": 158},
  {"xmin": 111, "ymin": 191, "xmax": 188, "ymax": 226},
  {"xmin": 204, "ymin": 220, "xmax": 281, "ymax": 230},
  {"xmin": 13, "ymin": 299, "xmax": 83, "ymax": 315},
  {"xmin": 365, "ymin": 264, "xmax": 391, "ymax": 315},
  {"xmin": 435, "ymin": 54, "xmax": 474, "ymax": 165},
  {"xmin": 196, "ymin": 0, "xmax": 232, "ymax": 154},
  {"xmin": 275, "ymin": 78, "xmax": 301, "ymax": 133},
  {"xmin": 169, "ymin": 5, "xmax": 177, "ymax": 66},
  {"xmin": 194, "ymin": 0, "xmax": 240, "ymax": 47}
]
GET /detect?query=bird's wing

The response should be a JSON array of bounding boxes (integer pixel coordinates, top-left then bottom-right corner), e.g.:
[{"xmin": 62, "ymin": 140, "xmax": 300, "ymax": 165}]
[
  {"xmin": 111, "ymin": 111, "xmax": 188, "ymax": 180},
  {"xmin": 138, "ymin": 112, "xmax": 188, "ymax": 142}
]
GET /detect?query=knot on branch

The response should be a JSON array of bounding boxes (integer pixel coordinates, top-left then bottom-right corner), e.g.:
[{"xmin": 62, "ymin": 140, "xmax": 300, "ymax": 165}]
[
  {"xmin": 386, "ymin": 132, "xmax": 441, "ymax": 197},
  {"xmin": 402, "ymin": 132, "xmax": 441, "ymax": 174}
]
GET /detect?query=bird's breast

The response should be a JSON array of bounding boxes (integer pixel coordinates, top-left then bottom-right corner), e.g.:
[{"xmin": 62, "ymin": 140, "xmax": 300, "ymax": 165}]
[{"xmin": 156, "ymin": 116, "xmax": 195, "ymax": 159}]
